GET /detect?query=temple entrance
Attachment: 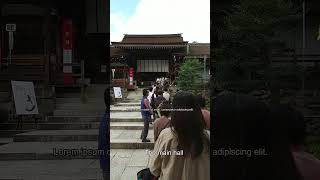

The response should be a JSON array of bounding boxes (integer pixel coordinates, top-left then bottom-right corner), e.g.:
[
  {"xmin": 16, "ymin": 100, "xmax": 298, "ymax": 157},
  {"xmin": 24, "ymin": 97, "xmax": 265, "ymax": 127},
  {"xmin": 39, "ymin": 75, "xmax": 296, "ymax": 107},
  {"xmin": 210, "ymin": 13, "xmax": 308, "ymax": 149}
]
[{"xmin": 110, "ymin": 34, "xmax": 188, "ymax": 87}]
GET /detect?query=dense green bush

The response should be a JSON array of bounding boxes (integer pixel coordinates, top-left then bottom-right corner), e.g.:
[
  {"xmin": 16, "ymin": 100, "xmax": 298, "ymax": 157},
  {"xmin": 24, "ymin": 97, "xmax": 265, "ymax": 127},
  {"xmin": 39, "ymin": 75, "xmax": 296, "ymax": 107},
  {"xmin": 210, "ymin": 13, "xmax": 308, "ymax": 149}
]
[{"xmin": 176, "ymin": 58, "xmax": 206, "ymax": 95}]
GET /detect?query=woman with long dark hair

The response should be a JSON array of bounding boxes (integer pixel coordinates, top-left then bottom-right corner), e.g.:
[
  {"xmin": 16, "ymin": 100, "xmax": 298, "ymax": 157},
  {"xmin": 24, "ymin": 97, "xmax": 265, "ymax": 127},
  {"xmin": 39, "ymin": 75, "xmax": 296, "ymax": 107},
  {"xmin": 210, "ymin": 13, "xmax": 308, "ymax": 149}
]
[
  {"xmin": 212, "ymin": 93, "xmax": 303, "ymax": 180},
  {"xmin": 149, "ymin": 91, "xmax": 210, "ymax": 180}
]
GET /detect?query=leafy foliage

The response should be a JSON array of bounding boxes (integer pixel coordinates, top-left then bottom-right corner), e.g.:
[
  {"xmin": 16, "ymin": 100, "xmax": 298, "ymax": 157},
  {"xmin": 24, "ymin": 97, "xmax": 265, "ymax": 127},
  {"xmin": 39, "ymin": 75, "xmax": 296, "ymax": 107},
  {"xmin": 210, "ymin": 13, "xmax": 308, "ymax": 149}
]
[
  {"xmin": 213, "ymin": 0, "xmax": 301, "ymax": 94},
  {"xmin": 176, "ymin": 58, "xmax": 205, "ymax": 94}
]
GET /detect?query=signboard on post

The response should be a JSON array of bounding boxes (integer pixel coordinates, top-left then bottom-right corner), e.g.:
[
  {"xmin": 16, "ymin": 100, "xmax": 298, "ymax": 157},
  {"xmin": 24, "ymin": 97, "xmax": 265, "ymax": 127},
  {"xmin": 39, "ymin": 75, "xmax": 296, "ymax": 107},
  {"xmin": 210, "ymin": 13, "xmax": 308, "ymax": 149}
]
[
  {"xmin": 6, "ymin": 24, "xmax": 16, "ymax": 64},
  {"xmin": 6, "ymin": 24, "xmax": 16, "ymax": 32},
  {"xmin": 113, "ymin": 87, "xmax": 122, "ymax": 99},
  {"xmin": 11, "ymin": 81, "xmax": 39, "ymax": 115},
  {"xmin": 62, "ymin": 19, "xmax": 74, "ymax": 85},
  {"xmin": 111, "ymin": 68, "xmax": 115, "ymax": 79}
]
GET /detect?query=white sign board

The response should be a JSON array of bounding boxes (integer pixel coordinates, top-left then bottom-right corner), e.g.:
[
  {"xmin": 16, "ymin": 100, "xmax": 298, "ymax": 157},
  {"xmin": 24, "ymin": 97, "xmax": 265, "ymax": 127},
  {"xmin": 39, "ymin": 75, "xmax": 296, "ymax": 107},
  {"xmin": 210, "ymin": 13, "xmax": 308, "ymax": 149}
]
[
  {"xmin": 11, "ymin": 81, "xmax": 39, "ymax": 115},
  {"xmin": 6, "ymin": 24, "xmax": 16, "ymax": 32},
  {"xmin": 113, "ymin": 87, "xmax": 122, "ymax": 99}
]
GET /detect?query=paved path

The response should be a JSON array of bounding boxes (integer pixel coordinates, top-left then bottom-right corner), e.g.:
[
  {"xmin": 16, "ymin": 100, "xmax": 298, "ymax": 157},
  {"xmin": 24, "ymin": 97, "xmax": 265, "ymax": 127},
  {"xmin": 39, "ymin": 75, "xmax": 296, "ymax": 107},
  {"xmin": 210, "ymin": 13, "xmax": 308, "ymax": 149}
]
[
  {"xmin": 110, "ymin": 89, "xmax": 154, "ymax": 180},
  {"xmin": 110, "ymin": 150, "xmax": 151, "ymax": 180}
]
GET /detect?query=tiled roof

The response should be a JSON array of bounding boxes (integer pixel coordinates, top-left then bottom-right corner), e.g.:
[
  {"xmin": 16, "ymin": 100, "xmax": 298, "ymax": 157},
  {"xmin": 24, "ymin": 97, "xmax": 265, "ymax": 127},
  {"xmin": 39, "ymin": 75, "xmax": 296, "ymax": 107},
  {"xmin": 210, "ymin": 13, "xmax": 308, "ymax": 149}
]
[
  {"xmin": 112, "ymin": 34, "xmax": 188, "ymax": 44},
  {"xmin": 188, "ymin": 43, "xmax": 210, "ymax": 56}
]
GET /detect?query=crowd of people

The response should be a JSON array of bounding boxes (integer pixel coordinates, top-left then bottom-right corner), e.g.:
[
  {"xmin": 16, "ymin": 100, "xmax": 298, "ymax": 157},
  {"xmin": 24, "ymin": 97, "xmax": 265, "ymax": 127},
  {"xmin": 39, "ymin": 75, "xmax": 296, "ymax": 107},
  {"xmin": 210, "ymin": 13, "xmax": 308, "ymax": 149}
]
[
  {"xmin": 140, "ymin": 79, "xmax": 210, "ymax": 143},
  {"xmin": 100, "ymin": 82, "xmax": 320, "ymax": 180},
  {"xmin": 139, "ymin": 85, "xmax": 320, "ymax": 180},
  {"xmin": 138, "ymin": 78, "xmax": 211, "ymax": 179}
]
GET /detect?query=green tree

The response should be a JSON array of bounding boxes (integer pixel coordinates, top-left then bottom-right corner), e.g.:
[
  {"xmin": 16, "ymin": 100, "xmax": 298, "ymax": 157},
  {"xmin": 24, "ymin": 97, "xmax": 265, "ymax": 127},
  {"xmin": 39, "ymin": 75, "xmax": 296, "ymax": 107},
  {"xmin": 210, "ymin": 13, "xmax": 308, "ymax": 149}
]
[
  {"xmin": 213, "ymin": 0, "xmax": 303, "ymax": 102},
  {"xmin": 176, "ymin": 58, "xmax": 204, "ymax": 94}
]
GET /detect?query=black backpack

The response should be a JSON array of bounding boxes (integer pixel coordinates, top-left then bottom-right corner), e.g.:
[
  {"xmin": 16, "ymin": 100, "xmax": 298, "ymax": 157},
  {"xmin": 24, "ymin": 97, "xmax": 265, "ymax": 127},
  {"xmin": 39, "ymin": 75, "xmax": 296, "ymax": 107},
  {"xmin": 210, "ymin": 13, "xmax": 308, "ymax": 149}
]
[{"xmin": 137, "ymin": 168, "xmax": 158, "ymax": 180}]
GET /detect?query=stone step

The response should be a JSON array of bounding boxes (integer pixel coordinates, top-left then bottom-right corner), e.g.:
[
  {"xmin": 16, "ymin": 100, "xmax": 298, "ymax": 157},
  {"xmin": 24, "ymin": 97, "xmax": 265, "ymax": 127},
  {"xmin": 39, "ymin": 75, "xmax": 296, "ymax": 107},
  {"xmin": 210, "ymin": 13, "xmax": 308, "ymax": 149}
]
[
  {"xmin": 37, "ymin": 122, "xmax": 148, "ymax": 130},
  {"xmin": 6, "ymin": 116, "xmax": 101, "ymax": 123},
  {"xmin": 53, "ymin": 110, "xmax": 105, "ymax": 116},
  {"xmin": 0, "ymin": 159, "xmax": 103, "ymax": 180},
  {"xmin": 0, "ymin": 92, "xmax": 9, "ymax": 99},
  {"xmin": 3, "ymin": 121, "xmax": 153, "ymax": 130},
  {"xmin": 55, "ymin": 98, "xmax": 104, "ymax": 104},
  {"xmin": 11, "ymin": 129, "xmax": 155, "ymax": 149},
  {"xmin": 110, "ymin": 112, "xmax": 141, "ymax": 119},
  {"xmin": 55, "ymin": 92, "xmax": 105, "ymax": 98},
  {"xmin": 111, "ymin": 130, "xmax": 154, "ymax": 149},
  {"xmin": 110, "ymin": 106, "xmax": 141, "ymax": 112},
  {"xmin": 0, "ymin": 141, "xmax": 100, "ymax": 160},
  {"xmin": 55, "ymin": 102, "xmax": 105, "ymax": 108},
  {"xmin": 111, "ymin": 140, "xmax": 154, "ymax": 149},
  {"xmin": 113, "ymin": 102, "xmax": 140, "ymax": 107},
  {"xmin": 0, "ymin": 130, "xmax": 32, "ymax": 138},
  {"xmin": 110, "ymin": 122, "xmax": 152, "ymax": 130},
  {"xmin": 45, "ymin": 116, "xmax": 141, "ymax": 123},
  {"xmin": 13, "ymin": 130, "xmax": 99, "ymax": 142},
  {"xmin": 47, "ymin": 116, "xmax": 102, "ymax": 122},
  {"xmin": 0, "ymin": 137, "xmax": 13, "ymax": 145},
  {"xmin": 0, "ymin": 123, "xmax": 100, "ymax": 130},
  {"xmin": 111, "ymin": 118, "xmax": 141, "ymax": 122},
  {"xmin": 55, "ymin": 106, "xmax": 106, "ymax": 111}
]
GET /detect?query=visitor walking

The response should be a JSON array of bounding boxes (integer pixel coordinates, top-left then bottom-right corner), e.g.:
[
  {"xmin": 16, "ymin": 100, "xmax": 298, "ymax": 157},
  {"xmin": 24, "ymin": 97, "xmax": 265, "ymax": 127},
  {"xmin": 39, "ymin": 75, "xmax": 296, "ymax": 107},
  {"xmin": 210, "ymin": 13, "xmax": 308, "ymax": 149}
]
[
  {"xmin": 274, "ymin": 105, "xmax": 320, "ymax": 180},
  {"xmin": 140, "ymin": 88, "xmax": 153, "ymax": 142},
  {"xmin": 212, "ymin": 93, "xmax": 302, "ymax": 180},
  {"xmin": 154, "ymin": 90, "xmax": 166, "ymax": 118},
  {"xmin": 153, "ymin": 101, "xmax": 171, "ymax": 142},
  {"xmin": 163, "ymin": 88, "xmax": 170, "ymax": 102},
  {"xmin": 98, "ymin": 88, "xmax": 110, "ymax": 180},
  {"xmin": 196, "ymin": 95, "xmax": 210, "ymax": 130},
  {"xmin": 149, "ymin": 91, "xmax": 210, "ymax": 180},
  {"xmin": 147, "ymin": 86, "xmax": 157, "ymax": 122}
]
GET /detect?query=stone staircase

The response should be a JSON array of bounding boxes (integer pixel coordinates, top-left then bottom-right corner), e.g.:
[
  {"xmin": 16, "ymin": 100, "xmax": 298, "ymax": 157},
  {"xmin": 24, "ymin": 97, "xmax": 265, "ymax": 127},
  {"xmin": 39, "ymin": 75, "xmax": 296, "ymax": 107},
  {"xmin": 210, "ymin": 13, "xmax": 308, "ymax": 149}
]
[
  {"xmin": 110, "ymin": 90, "xmax": 154, "ymax": 149},
  {"xmin": 0, "ymin": 84, "xmax": 107, "ymax": 180},
  {"xmin": 110, "ymin": 89, "xmax": 154, "ymax": 180}
]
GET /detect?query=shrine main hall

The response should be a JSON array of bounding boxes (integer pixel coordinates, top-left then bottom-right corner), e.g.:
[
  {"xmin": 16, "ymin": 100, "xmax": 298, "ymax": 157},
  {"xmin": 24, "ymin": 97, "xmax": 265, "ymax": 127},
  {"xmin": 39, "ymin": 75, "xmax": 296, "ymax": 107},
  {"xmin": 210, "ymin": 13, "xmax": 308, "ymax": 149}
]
[{"xmin": 110, "ymin": 34, "xmax": 210, "ymax": 87}]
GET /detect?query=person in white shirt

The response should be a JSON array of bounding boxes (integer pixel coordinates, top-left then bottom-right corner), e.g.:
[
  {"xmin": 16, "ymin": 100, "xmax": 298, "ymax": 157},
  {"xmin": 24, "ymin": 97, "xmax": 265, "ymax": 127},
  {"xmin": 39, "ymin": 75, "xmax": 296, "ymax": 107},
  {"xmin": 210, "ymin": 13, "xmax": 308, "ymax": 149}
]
[
  {"xmin": 147, "ymin": 86, "xmax": 157, "ymax": 121},
  {"xmin": 147, "ymin": 86, "xmax": 156, "ymax": 103},
  {"xmin": 163, "ymin": 88, "xmax": 170, "ymax": 102}
]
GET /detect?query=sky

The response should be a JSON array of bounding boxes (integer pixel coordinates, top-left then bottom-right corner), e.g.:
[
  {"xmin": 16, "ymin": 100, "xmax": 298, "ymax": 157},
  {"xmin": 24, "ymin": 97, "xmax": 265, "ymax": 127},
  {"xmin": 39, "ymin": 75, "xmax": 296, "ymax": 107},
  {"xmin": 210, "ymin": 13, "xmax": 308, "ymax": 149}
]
[{"xmin": 110, "ymin": 0, "xmax": 210, "ymax": 43}]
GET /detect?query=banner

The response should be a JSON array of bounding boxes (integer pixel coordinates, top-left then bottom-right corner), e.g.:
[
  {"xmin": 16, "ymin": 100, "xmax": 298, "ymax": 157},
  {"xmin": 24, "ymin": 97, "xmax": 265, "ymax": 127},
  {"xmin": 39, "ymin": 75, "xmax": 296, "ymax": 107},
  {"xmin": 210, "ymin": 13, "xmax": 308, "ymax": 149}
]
[
  {"xmin": 113, "ymin": 87, "xmax": 122, "ymax": 99},
  {"xmin": 62, "ymin": 19, "xmax": 74, "ymax": 84},
  {"xmin": 11, "ymin": 81, "xmax": 39, "ymax": 115},
  {"xmin": 129, "ymin": 67, "xmax": 134, "ymax": 85}
]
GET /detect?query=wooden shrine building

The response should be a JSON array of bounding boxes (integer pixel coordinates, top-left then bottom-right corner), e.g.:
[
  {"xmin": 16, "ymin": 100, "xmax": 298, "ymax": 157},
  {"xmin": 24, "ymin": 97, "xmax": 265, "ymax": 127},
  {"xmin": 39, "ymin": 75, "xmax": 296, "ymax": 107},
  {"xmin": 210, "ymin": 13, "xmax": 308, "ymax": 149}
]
[
  {"xmin": 0, "ymin": 0, "xmax": 108, "ymax": 89},
  {"xmin": 110, "ymin": 34, "xmax": 210, "ymax": 87},
  {"xmin": 0, "ymin": 0, "xmax": 108, "ymax": 120}
]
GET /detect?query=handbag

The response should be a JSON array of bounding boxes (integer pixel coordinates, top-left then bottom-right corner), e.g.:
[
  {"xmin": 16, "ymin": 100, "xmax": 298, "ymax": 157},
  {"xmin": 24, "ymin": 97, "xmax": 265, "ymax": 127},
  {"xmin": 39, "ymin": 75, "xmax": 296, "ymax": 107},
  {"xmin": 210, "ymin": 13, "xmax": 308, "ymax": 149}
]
[{"xmin": 137, "ymin": 168, "xmax": 158, "ymax": 180}]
